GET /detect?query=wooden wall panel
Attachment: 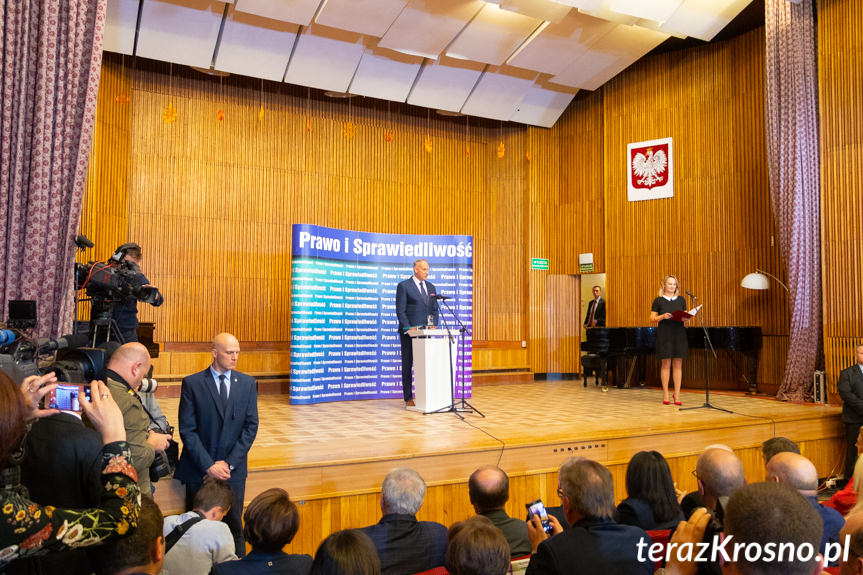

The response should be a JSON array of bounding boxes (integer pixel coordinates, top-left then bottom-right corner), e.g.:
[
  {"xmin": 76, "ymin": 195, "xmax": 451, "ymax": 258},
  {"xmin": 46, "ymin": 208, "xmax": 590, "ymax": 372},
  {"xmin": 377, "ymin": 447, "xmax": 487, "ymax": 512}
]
[
  {"xmin": 82, "ymin": 57, "xmax": 527, "ymax": 348},
  {"xmin": 818, "ymin": 0, "xmax": 863, "ymax": 396},
  {"xmin": 596, "ymin": 29, "xmax": 787, "ymax": 389}
]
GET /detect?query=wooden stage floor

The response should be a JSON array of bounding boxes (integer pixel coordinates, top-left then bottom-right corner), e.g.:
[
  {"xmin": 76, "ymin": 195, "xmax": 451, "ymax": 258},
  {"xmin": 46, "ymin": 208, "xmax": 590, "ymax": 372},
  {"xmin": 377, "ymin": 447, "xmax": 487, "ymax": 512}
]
[{"xmin": 154, "ymin": 380, "xmax": 843, "ymax": 513}]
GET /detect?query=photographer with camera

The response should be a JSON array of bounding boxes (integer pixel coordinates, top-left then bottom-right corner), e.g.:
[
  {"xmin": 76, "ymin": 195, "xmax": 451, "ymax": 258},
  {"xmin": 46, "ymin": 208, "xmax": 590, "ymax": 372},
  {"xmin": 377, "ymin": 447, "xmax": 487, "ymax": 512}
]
[
  {"xmin": 110, "ymin": 243, "xmax": 163, "ymax": 343},
  {"xmin": 104, "ymin": 342, "xmax": 172, "ymax": 495}
]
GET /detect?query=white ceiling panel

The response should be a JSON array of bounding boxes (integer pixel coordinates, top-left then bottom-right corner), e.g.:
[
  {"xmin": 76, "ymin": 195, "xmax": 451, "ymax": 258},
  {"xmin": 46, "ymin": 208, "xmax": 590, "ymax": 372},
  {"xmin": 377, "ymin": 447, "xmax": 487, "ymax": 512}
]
[
  {"xmin": 315, "ymin": 0, "xmax": 408, "ymax": 38},
  {"xmin": 509, "ymin": 85, "xmax": 576, "ymax": 127},
  {"xmin": 216, "ymin": 8, "xmax": 299, "ymax": 81},
  {"xmin": 233, "ymin": 0, "xmax": 322, "ymax": 26},
  {"xmin": 284, "ymin": 24, "xmax": 369, "ymax": 92},
  {"xmin": 507, "ymin": 10, "xmax": 616, "ymax": 75},
  {"xmin": 498, "ymin": 0, "xmax": 572, "ymax": 24},
  {"xmin": 460, "ymin": 66, "xmax": 538, "ymax": 121},
  {"xmin": 406, "ymin": 56, "xmax": 485, "ymax": 113},
  {"xmin": 137, "ymin": 0, "xmax": 227, "ymax": 68},
  {"xmin": 446, "ymin": 3, "xmax": 543, "ymax": 66},
  {"xmin": 657, "ymin": 0, "xmax": 753, "ymax": 41},
  {"xmin": 349, "ymin": 48, "xmax": 423, "ymax": 102},
  {"xmin": 104, "ymin": 0, "xmax": 140, "ymax": 55},
  {"xmin": 377, "ymin": 0, "xmax": 483, "ymax": 59},
  {"xmin": 550, "ymin": 24, "xmax": 668, "ymax": 90}
]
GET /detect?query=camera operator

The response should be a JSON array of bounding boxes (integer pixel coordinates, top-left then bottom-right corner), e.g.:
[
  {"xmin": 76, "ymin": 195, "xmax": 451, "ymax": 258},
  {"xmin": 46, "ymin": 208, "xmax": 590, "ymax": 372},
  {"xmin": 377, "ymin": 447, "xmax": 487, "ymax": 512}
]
[
  {"xmin": 111, "ymin": 243, "xmax": 163, "ymax": 343},
  {"xmin": 103, "ymin": 342, "xmax": 172, "ymax": 495}
]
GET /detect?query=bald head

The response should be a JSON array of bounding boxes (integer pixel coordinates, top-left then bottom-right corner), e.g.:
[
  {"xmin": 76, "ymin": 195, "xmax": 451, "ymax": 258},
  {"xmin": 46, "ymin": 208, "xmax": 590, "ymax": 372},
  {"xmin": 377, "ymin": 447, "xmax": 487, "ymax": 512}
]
[
  {"xmin": 107, "ymin": 342, "xmax": 152, "ymax": 389},
  {"xmin": 766, "ymin": 452, "xmax": 818, "ymax": 494},
  {"xmin": 211, "ymin": 333, "xmax": 240, "ymax": 373},
  {"xmin": 468, "ymin": 466, "xmax": 509, "ymax": 512},
  {"xmin": 696, "ymin": 448, "xmax": 746, "ymax": 500}
]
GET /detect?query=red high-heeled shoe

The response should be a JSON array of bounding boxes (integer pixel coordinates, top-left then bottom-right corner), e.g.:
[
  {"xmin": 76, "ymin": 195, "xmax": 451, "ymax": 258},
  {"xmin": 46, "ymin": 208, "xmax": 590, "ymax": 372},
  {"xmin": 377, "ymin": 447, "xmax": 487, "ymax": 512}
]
[
  {"xmin": 673, "ymin": 393, "xmax": 682, "ymax": 406},
  {"xmin": 663, "ymin": 397, "xmax": 671, "ymax": 405}
]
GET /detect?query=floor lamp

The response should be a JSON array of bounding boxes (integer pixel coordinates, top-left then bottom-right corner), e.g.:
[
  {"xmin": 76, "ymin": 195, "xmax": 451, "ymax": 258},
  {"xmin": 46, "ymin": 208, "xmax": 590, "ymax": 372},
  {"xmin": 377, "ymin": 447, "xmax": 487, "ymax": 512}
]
[{"xmin": 740, "ymin": 268, "xmax": 789, "ymax": 292}]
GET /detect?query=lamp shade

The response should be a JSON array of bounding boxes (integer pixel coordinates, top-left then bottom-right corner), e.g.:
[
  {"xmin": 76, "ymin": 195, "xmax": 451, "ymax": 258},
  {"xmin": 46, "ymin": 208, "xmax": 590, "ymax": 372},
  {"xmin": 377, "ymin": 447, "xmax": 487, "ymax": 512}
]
[{"xmin": 740, "ymin": 272, "xmax": 770, "ymax": 290}]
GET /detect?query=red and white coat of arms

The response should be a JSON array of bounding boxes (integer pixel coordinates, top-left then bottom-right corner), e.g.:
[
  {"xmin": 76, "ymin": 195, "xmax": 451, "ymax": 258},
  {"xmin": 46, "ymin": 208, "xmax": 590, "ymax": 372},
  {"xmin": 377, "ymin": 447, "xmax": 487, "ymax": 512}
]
[{"xmin": 627, "ymin": 137, "xmax": 673, "ymax": 202}]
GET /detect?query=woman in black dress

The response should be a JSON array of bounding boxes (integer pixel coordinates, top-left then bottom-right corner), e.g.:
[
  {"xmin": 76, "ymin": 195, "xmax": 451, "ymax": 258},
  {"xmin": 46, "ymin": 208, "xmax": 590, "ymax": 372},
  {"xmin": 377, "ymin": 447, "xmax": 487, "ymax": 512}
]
[{"xmin": 650, "ymin": 275, "xmax": 689, "ymax": 405}]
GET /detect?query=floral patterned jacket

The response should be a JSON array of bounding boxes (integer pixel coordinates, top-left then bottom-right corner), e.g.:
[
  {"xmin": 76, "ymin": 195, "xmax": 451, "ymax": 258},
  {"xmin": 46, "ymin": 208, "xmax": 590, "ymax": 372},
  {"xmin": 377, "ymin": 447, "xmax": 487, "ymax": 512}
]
[{"xmin": 0, "ymin": 441, "xmax": 140, "ymax": 568}]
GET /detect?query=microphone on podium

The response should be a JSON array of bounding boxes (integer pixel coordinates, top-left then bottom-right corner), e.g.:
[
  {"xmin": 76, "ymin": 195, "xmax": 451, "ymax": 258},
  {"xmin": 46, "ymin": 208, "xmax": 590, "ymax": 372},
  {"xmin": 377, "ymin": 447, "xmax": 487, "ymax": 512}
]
[{"xmin": 430, "ymin": 294, "xmax": 450, "ymax": 300}]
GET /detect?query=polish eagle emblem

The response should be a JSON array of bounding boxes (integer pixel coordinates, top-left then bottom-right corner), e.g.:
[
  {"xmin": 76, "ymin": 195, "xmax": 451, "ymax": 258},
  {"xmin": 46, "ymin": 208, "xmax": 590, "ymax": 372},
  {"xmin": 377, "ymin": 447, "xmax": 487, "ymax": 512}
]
[{"xmin": 631, "ymin": 145, "xmax": 668, "ymax": 189}]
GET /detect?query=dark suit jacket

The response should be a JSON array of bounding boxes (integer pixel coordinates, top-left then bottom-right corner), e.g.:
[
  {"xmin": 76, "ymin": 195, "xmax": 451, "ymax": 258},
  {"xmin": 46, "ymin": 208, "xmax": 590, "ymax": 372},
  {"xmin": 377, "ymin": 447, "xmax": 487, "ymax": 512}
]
[
  {"xmin": 838, "ymin": 364, "xmax": 863, "ymax": 423},
  {"xmin": 525, "ymin": 517, "xmax": 653, "ymax": 575},
  {"xmin": 360, "ymin": 513, "xmax": 447, "ymax": 575},
  {"xmin": 584, "ymin": 298, "xmax": 606, "ymax": 327},
  {"xmin": 396, "ymin": 278, "xmax": 439, "ymax": 331},
  {"xmin": 212, "ymin": 550, "xmax": 312, "ymax": 575},
  {"xmin": 175, "ymin": 368, "xmax": 259, "ymax": 484},
  {"xmin": 480, "ymin": 508, "xmax": 531, "ymax": 557}
]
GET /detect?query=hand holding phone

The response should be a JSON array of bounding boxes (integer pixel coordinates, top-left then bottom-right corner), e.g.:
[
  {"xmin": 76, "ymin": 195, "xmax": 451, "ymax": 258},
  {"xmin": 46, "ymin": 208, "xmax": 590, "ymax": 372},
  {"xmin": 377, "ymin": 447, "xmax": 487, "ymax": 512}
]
[{"xmin": 525, "ymin": 499, "xmax": 554, "ymax": 535}]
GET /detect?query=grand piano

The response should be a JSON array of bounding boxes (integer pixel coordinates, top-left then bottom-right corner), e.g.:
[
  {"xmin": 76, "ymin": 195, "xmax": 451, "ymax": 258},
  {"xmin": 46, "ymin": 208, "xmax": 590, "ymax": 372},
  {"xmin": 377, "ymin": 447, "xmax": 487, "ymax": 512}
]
[{"xmin": 581, "ymin": 326, "xmax": 762, "ymax": 393}]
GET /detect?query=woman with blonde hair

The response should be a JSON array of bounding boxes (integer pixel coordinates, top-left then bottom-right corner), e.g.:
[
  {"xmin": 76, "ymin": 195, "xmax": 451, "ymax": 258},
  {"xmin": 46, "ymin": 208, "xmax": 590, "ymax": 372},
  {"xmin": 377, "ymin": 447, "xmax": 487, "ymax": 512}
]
[{"xmin": 649, "ymin": 275, "xmax": 690, "ymax": 405}]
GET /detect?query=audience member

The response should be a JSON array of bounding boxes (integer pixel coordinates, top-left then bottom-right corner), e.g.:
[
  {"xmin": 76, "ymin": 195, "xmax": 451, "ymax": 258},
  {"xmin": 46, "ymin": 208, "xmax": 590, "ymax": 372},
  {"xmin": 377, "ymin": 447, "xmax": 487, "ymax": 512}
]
[
  {"xmin": 311, "ymin": 529, "xmax": 380, "ymax": 575},
  {"xmin": 839, "ymin": 344, "xmax": 863, "ymax": 483},
  {"xmin": 617, "ymin": 450, "xmax": 684, "ymax": 530},
  {"xmin": 766, "ymin": 451, "xmax": 844, "ymax": 561},
  {"xmin": 161, "ymin": 478, "xmax": 237, "ymax": 575},
  {"xmin": 360, "ymin": 468, "xmax": 447, "ymax": 575},
  {"xmin": 468, "ymin": 465, "xmax": 530, "ymax": 557},
  {"xmin": 525, "ymin": 457, "xmax": 652, "ymax": 575},
  {"xmin": 15, "ymin": 398, "xmax": 104, "ymax": 575},
  {"xmin": 212, "ymin": 488, "xmax": 312, "ymax": 575},
  {"xmin": 91, "ymin": 495, "xmax": 164, "ymax": 575},
  {"xmin": 721, "ymin": 482, "xmax": 823, "ymax": 575},
  {"xmin": 761, "ymin": 436, "xmax": 800, "ymax": 464},
  {"xmin": 679, "ymin": 444, "xmax": 735, "ymax": 518},
  {"xmin": 446, "ymin": 515, "xmax": 510, "ymax": 575},
  {"xmin": 0, "ymin": 371, "xmax": 141, "ymax": 571},
  {"xmin": 104, "ymin": 342, "xmax": 172, "ymax": 494},
  {"xmin": 828, "ymin": 428, "xmax": 863, "ymax": 515},
  {"xmin": 688, "ymin": 447, "xmax": 746, "ymax": 575}
]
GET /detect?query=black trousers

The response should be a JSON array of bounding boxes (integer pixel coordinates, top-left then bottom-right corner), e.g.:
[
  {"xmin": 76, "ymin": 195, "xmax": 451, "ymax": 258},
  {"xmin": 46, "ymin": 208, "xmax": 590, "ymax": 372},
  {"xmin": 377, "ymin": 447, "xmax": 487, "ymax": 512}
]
[
  {"xmin": 185, "ymin": 478, "xmax": 247, "ymax": 556},
  {"xmin": 400, "ymin": 331, "xmax": 414, "ymax": 401}
]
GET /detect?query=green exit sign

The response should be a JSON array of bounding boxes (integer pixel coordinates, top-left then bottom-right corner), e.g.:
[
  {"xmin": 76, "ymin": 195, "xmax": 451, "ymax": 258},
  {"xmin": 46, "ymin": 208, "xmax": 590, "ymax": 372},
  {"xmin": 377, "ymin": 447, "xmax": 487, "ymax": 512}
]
[{"xmin": 531, "ymin": 258, "xmax": 549, "ymax": 270}]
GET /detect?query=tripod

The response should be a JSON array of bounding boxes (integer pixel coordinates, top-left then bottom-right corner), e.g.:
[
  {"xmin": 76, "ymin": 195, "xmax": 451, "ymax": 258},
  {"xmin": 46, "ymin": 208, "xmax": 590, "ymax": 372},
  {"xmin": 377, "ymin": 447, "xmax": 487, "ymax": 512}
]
[
  {"xmin": 680, "ymin": 294, "xmax": 731, "ymax": 414},
  {"xmin": 87, "ymin": 296, "xmax": 127, "ymax": 347},
  {"xmin": 429, "ymin": 297, "xmax": 483, "ymax": 418}
]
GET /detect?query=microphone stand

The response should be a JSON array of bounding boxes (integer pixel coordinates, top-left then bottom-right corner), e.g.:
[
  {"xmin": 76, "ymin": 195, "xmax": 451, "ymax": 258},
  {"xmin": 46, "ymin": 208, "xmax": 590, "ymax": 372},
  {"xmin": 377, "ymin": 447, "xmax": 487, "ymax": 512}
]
[
  {"xmin": 680, "ymin": 292, "xmax": 731, "ymax": 414},
  {"xmin": 429, "ymin": 296, "xmax": 483, "ymax": 418}
]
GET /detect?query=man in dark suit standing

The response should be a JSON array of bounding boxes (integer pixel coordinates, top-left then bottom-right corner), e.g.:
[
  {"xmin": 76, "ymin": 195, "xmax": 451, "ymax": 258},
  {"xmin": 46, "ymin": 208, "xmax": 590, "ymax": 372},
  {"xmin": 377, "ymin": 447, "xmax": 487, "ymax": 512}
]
[
  {"xmin": 838, "ymin": 343, "xmax": 863, "ymax": 482},
  {"xmin": 395, "ymin": 259, "xmax": 439, "ymax": 407},
  {"xmin": 176, "ymin": 332, "xmax": 259, "ymax": 556},
  {"xmin": 583, "ymin": 285, "xmax": 606, "ymax": 328}
]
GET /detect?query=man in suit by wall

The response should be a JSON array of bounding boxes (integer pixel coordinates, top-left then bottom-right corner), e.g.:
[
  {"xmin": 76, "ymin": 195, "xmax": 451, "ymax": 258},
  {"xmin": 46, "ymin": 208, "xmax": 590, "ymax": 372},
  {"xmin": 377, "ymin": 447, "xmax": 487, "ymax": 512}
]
[
  {"xmin": 838, "ymin": 343, "xmax": 863, "ymax": 483},
  {"xmin": 395, "ymin": 259, "xmax": 439, "ymax": 407},
  {"xmin": 176, "ymin": 332, "xmax": 259, "ymax": 556},
  {"xmin": 584, "ymin": 285, "xmax": 606, "ymax": 328}
]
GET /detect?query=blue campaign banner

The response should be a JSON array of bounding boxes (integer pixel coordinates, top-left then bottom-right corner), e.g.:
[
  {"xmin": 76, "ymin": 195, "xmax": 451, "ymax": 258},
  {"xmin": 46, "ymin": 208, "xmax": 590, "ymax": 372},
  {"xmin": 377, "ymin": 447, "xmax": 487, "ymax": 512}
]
[{"xmin": 290, "ymin": 224, "xmax": 473, "ymax": 405}]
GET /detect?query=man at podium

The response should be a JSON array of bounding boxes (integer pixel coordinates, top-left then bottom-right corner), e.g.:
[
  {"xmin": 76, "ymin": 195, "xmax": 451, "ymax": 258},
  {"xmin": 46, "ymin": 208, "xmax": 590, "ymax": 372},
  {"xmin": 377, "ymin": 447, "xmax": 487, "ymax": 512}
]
[{"xmin": 396, "ymin": 259, "xmax": 439, "ymax": 407}]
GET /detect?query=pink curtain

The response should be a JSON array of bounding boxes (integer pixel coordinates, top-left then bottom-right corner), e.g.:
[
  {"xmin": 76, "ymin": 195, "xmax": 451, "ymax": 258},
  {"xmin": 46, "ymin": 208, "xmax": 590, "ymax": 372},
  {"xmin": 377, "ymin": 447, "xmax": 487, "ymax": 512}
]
[
  {"xmin": 765, "ymin": 0, "xmax": 822, "ymax": 401},
  {"xmin": 0, "ymin": 0, "xmax": 106, "ymax": 337}
]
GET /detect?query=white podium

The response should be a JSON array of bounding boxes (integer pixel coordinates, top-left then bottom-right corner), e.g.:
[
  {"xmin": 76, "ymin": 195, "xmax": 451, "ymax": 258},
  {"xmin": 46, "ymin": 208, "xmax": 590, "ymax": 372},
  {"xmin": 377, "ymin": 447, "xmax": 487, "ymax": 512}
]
[{"xmin": 406, "ymin": 328, "xmax": 456, "ymax": 413}]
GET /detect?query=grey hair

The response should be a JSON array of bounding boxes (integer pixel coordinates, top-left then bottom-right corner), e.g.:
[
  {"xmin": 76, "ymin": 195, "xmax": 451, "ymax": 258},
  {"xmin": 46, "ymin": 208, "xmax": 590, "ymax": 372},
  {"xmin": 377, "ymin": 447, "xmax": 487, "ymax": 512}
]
[{"xmin": 381, "ymin": 468, "xmax": 426, "ymax": 515}]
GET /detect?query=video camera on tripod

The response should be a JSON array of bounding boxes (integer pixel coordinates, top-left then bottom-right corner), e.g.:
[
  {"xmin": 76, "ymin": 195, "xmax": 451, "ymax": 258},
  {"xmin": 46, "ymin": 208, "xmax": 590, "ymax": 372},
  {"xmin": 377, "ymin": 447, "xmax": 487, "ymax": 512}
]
[{"xmin": 75, "ymin": 240, "xmax": 163, "ymax": 345}]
